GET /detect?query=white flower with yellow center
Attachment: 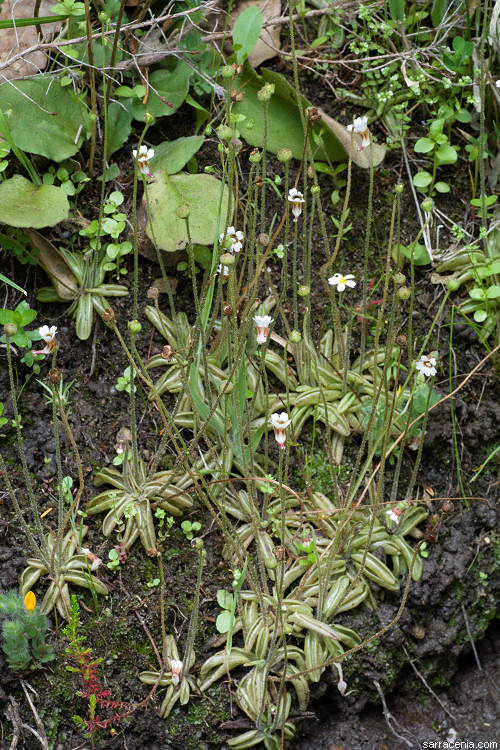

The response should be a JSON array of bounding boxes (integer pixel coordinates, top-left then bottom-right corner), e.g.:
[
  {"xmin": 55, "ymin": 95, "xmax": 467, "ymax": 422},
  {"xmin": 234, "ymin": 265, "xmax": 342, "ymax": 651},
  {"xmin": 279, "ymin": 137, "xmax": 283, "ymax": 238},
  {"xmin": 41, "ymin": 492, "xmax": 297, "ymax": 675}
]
[{"xmin": 328, "ymin": 273, "xmax": 356, "ymax": 292}]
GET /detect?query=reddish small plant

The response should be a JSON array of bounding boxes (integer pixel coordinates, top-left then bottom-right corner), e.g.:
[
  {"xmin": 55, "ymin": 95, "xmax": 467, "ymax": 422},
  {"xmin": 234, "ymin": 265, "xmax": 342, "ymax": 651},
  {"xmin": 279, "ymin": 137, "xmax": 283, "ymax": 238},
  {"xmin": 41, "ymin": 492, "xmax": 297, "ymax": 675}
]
[{"xmin": 63, "ymin": 595, "xmax": 135, "ymax": 739}]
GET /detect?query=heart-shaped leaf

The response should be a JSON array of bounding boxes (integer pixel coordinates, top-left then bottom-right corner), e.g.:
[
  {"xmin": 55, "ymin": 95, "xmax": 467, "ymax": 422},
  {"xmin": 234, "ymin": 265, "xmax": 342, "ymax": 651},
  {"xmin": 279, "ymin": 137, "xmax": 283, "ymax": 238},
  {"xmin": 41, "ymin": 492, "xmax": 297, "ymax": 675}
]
[
  {"xmin": 0, "ymin": 176, "xmax": 69, "ymax": 228},
  {"xmin": 144, "ymin": 170, "xmax": 229, "ymax": 253}
]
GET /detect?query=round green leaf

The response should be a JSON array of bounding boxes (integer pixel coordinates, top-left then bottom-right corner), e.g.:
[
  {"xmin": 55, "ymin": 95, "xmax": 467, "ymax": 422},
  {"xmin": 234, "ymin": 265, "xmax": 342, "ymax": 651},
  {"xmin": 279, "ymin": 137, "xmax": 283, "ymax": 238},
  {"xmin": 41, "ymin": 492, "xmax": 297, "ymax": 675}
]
[
  {"xmin": 216, "ymin": 611, "xmax": 232, "ymax": 634},
  {"xmin": 435, "ymin": 181, "xmax": 450, "ymax": 193},
  {"xmin": 436, "ymin": 144, "xmax": 458, "ymax": 164},
  {"xmin": 144, "ymin": 171, "xmax": 229, "ymax": 253},
  {"xmin": 473, "ymin": 309, "xmax": 487, "ymax": 322},
  {"xmin": 469, "ymin": 287, "xmax": 486, "ymax": 300},
  {"xmin": 0, "ymin": 76, "xmax": 90, "ymax": 160},
  {"xmin": 414, "ymin": 137, "xmax": 435, "ymax": 153},
  {"xmin": 216, "ymin": 589, "xmax": 233, "ymax": 610},
  {"xmin": 413, "ymin": 171, "xmax": 432, "ymax": 187},
  {"xmin": 486, "ymin": 285, "xmax": 500, "ymax": 299},
  {"xmin": 0, "ymin": 176, "xmax": 69, "ymax": 228}
]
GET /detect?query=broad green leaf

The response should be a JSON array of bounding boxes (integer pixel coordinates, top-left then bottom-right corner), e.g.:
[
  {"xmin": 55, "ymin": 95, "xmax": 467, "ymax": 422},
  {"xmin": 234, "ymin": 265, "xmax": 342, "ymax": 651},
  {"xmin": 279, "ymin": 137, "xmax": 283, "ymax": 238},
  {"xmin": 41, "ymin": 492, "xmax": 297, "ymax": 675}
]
[
  {"xmin": 106, "ymin": 102, "xmax": 134, "ymax": 158},
  {"xmin": 428, "ymin": 118, "xmax": 445, "ymax": 138},
  {"xmin": 233, "ymin": 6, "xmax": 264, "ymax": 64},
  {"xmin": 389, "ymin": 0, "xmax": 405, "ymax": 21},
  {"xmin": 413, "ymin": 171, "xmax": 432, "ymax": 188},
  {"xmin": 486, "ymin": 285, "xmax": 500, "ymax": 299},
  {"xmin": 435, "ymin": 181, "xmax": 450, "ymax": 193},
  {"xmin": 232, "ymin": 65, "xmax": 385, "ymax": 168},
  {"xmin": 0, "ymin": 176, "xmax": 69, "ymax": 228},
  {"xmin": 414, "ymin": 137, "xmax": 435, "ymax": 153},
  {"xmin": 436, "ymin": 144, "xmax": 457, "ymax": 164},
  {"xmin": 149, "ymin": 136, "xmax": 205, "ymax": 174},
  {"xmin": 0, "ymin": 77, "xmax": 90, "ymax": 161},
  {"xmin": 131, "ymin": 63, "xmax": 192, "ymax": 122},
  {"xmin": 469, "ymin": 287, "xmax": 487, "ymax": 300},
  {"xmin": 144, "ymin": 170, "xmax": 229, "ymax": 252},
  {"xmin": 216, "ymin": 611, "xmax": 232, "ymax": 634},
  {"xmin": 216, "ymin": 589, "xmax": 233, "ymax": 610}
]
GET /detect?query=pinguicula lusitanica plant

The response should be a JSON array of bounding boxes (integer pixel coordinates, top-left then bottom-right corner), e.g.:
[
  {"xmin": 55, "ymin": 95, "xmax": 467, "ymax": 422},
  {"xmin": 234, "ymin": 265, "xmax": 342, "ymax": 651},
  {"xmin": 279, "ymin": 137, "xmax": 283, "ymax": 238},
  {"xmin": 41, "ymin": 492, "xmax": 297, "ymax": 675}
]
[
  {"xmin": 0, "ymin": 329, "xmax": 109, "ymax": 619},
  {"xmin": 83, "ymin": 45, "xmax": 454, "ymax": 750},
  {"xmin": 1, "ymin": 2, "xmax": 498, "ymax": 746}
]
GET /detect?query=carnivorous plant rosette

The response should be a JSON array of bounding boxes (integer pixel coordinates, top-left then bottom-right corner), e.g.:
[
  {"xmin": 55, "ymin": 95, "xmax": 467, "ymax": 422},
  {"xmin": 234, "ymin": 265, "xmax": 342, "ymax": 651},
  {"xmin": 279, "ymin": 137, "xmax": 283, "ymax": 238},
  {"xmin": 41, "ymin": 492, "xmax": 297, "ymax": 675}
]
[
  {"xmin": 139, "ymin": 635, "xmax": 196, "ymax": 718},
  {"xmin": 86, "ymin": 454, "xmax": 194, "ymax": 556},
  {"xmin": 19, "ymin": 527, "xmax": 109, "ymax": 620}
]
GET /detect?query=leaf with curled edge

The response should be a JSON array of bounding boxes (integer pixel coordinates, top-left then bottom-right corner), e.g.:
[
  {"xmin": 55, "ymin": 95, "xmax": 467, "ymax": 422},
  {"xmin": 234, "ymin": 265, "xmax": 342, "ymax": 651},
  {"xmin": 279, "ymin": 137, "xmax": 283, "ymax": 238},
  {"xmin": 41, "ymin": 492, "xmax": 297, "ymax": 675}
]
[{"xmin": 27, "ymin": 229, "xmax": 79, "ymax": 300}]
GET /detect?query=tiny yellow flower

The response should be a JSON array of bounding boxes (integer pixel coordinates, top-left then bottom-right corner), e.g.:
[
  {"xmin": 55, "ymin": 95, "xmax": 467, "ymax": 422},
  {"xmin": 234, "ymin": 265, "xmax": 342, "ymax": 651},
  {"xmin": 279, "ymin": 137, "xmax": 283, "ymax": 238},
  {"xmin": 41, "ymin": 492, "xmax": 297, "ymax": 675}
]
[{"xmin": 24, "ymin": 591, "xmax": 36, "ymax": 614}]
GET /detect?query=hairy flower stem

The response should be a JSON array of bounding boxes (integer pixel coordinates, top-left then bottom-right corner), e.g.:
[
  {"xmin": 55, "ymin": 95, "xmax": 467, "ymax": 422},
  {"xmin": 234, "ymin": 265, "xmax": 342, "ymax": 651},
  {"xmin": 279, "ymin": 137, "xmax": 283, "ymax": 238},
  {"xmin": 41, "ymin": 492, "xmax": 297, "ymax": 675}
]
[
  {"xmin": 359, "ymin": 142, "xmax": 375, "ymax": 366},
  {"xmin": 0, "ymin": 454, "xmax": 46, "ymax": 563},
  {"xmin": 142, "ymin": 175, "xmax": 177, "ymax": 320},
  {"xmin": 260, "ymin": 100, "xmax": 269, "ymax": 234},
  {"xmin": 132, "ymin": 123, "xmax": 150, "ymax": 319},
  {"xmin": 182, "ymin": 543, "xmax": 205, "ymax": 670},
  {"xmin": 4, "ymin": 335, "xmax": 48, "ymax": 555}
]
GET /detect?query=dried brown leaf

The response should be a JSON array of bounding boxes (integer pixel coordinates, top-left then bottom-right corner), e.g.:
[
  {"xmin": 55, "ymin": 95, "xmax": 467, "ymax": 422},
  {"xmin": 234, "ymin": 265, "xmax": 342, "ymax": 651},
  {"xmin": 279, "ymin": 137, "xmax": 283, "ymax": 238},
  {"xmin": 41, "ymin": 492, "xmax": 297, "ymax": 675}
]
[
  {"xmin": 27, "ymin": 229, "xmax": 79, "ymax": 300},
  {"xmin": 0, "ymin": 0, "xmax": 61, "ymax": 80}
]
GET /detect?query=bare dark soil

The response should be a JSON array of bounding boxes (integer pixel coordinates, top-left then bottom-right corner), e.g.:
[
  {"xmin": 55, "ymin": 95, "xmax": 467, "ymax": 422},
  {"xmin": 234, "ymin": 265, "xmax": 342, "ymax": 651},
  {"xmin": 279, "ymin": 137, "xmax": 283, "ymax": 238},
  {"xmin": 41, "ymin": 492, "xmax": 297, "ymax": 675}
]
[{"xmin": 1, "ymin": 81, "xmax": 499, "ymax": 750}]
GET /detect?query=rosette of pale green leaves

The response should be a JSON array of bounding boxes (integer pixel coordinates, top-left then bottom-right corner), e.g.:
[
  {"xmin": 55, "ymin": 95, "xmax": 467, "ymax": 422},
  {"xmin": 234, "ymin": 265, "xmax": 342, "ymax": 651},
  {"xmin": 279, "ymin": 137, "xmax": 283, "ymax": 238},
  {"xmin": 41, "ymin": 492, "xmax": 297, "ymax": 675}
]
[
  {"xmin": 139, "ymin": 635, "xmax": 196, "ymax": 718},
  {"xmin": 86, "ymin": 455, "xmax": 194, "ymax": 555},
  {"xmin": 37, "ymin": 247, "xmax": 128, "ymax": 340},
  {"xmin": 19, "ymin": 527, "xmax": 108, "ymax": 619}
]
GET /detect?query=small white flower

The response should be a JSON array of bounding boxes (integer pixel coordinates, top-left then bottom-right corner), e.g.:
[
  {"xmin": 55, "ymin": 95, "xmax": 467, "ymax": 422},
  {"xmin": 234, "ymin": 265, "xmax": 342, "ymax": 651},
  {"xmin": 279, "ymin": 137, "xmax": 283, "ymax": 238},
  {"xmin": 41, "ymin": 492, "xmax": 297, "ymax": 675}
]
[
  {"xmin": 288, "ymin": 188, "xmax": 304, "ymax": 222},
  {"xmin": 132, "ymin": 144, "xmax": 155, "ymax": 177},
  {"xmin": 347, "ymin": 115, "xmax": 371, "ymax": 150},
  {"xmin": 220, "ymin": 226, "xmax": 244, "ymax": 255},
  {"xmin": 328, "ymin": 274, "xmax": 356, "ymax": 292},
  {"xmin": 496, "ymin": 80, "xmax": 500, "ymax": 89},
  {"xmin": 270, "ymin": 412, "xmax": 291, "ymax": 450},
  {"xmin": 217, "ymin": 263, "xmax": 230, "ymax": 279},
  {"xmin": 415, "ymin": 354, "xmax": 437, "ymax": 378},
  {"xmin": 171, "ymin": 659, "xmax": 183, "ymax": 688},
  {"xmin": 253, "ymin": 315, "xmax": 273, "ymax": 345},
  {"xmin": 386, "ymin": 507, "xmax": 402, "ymax": 524},
  {"xmin": 81, "ymin": 547, "xmax": 102, "ymax": 571},
  {"xmin": 33, "ymin": 325, "xmax": 58, "ymax": 355}
]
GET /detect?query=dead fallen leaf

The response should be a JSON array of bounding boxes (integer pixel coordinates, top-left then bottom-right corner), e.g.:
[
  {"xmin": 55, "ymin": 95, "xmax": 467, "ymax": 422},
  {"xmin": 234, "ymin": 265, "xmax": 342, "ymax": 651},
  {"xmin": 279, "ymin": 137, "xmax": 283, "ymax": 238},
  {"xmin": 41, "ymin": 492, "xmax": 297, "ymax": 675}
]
[
  {"xmin": 320, "ymin": 111, "xmax": 386, "ymax": 169},
  {"xmin": 151, "ymin": 276, "xmax": 179, "ymax": 296},
  {"xmin": 27, "ymin": 229, "xmax": 79, "ymax": 300},
  {"xmin": 229, "ymin": 0, "xmax": 281, "ymax": 67},
  {"xmin": 0, "ymin": 0, "xmax": 61, "ymax": 80}
]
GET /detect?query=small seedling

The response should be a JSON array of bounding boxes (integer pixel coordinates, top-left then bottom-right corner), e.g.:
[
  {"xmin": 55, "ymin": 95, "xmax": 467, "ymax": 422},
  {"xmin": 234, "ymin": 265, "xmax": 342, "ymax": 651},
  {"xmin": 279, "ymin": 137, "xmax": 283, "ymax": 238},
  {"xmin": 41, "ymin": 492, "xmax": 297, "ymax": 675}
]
[
  {"xmin": 107, "ymin": 549, "xmax": 121, "ymax": 570},
  {"xmin": 181, "ymin": 520, "xmax": 202, "ymax": 541},
  {"xmin": 115, "ymin": 366, "xmax": 136, "ymax": 395}
]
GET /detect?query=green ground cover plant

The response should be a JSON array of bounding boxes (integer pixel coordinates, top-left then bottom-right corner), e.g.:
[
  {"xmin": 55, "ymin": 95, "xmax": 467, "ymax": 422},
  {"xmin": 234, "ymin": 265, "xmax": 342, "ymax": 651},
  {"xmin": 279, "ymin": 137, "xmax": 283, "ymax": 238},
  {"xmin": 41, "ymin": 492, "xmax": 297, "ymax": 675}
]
[{"xmin": 0, "ymin": 1, "xmax": 499, "ymax": 748}]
